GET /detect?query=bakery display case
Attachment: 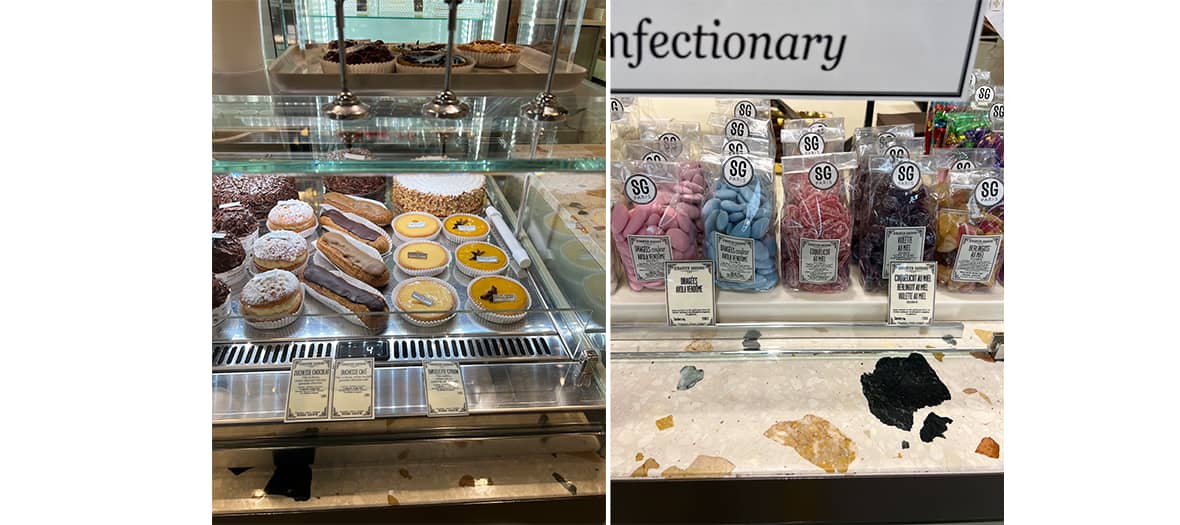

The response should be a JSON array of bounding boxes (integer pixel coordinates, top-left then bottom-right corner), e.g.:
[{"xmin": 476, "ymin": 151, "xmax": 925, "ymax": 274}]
[
  {"xmin": 218, "ymin": 0, "xmax": 598, "ymax": 94},
  {"xmin": 608, "ymin": 79, "xmax": 1003, "ymax": 523},
  {"xmin": 211, "ymin": 93, "xmax": 606, "ymax": 517}
]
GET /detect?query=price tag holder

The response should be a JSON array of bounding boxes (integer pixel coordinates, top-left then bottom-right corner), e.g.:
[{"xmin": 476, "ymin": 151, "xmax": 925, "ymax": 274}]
[
  {"xmin": 887, "ymin": 262, "xmax": 937, "ymax": 326},
  {"xmin": 330, "ymin": 358, "xmax": 374, "ymax": 420},
  {"xmin": 665, "ymin": 261, "xmax": 716, "ymax": 327},
  {"xmin": 424, "ymin": 361, "xmax": 468, "ymax": 417},
  {"xmin": 284, "ymin": 358, "xmax": 333, "ymax": 422}
]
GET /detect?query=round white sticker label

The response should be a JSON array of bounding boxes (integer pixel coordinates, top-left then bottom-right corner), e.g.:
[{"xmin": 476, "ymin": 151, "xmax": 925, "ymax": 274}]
[
  {"xmin": 642, "ymin": 151, "xmax": 668, "ymax": 163},
  {"xmin": 808, "ymin": 162, "xmax": 839, "ymax": 191},
  {"xmin": 725, "ymin": 118, "xmax": 750, "ymax": 139},
  {"xmin": 610, "ymin": 98, "xmax": 624, "ymax": 121},
  {"xmin": 891, "ymin": 161, "xmax": 921, "ymax": 191},
  {"xmin": 973, "ymin": 177, "xmax": 1004, "ymax": 207},
  {"xmin": 990, "ymin": 103, "xmax": 1004, "ymax": 120},
  {"xmin": 624, "ymin": 174, "xmax": 657, "ymax": 205},
  {"xmin": 723, "ymin": 139, "xmax": 749, "ymax": 156},
  {"xmin": 808, "ymin": 121, "xmax": 827, "ymax": 131},
  {"xmin": 951, "ymin": 159, "xmax": 976, "ymax": 171},
  {"xmin": 799, "ymin": 131, "xmax": 825, "ymax": 155},
  {"xmin": 876, "ymin": 132, "xmax": 896, "ymax": 151},
  {"xmin": 658, "ymin": 132, "xmax": 683, "ymax": 157},
  {"xmin": 734, "ymin": 100, "xmax": 756, "ymax": 119},
  {"xmin": 885, "ymin": 145, "xmax": 910, "ymax": 161},
  {"xmin": 975, "ymin": 85, "xmax": 995, "ymax": 104},
  {"xmin": 722, "ymin": 156, "xmax": 754, "ymax": 188}
]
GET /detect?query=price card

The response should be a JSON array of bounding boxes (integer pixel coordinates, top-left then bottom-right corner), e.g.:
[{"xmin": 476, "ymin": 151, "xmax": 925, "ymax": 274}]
[
  {"xmin": 665, "ymin": 261, "xmax": 716, "ymax": 327},
  {"xmin": 284, "ymin": 358, "xmax": 332, "ymax": 422},
  {"xmin": 424, "ymin": 361, "xmax": 468, "ymax": 417},
  {"xmin": 330, "ymin": 358, "xmax": 374, "ymax": 420},
  {"xmin": 887, "ymin": 262, "xmax": 937, "ymax": 326}
]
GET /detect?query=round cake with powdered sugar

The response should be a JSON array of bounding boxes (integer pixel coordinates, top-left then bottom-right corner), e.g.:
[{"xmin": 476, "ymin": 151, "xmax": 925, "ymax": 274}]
[
  {"xmin": 390, "ymin": 174, "xmax": 485, "ymax": 217},
  {"xmin": 252, "ymin": 230, "xmax": 309, "ymax": 272},
  {"xmin": 240, "ymin": 269, "xmax": 303, "ymax": 323},
  {"xmin": 266, "ymin": 199, "xmax": 316, "ymax": 233}
]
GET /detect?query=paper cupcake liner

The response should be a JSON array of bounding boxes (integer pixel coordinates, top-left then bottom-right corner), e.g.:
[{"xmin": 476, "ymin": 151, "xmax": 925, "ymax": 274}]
[
  {"xmin": 394, "ymin": 240, "xmax": 452, "ymax": 277},
  {"xmin": 442, "ymin": 213, "xmax": 491, "ymax": 244},
  {"xmin": 213, "ymin": 300, "xmax": 230, "ymax": 326},
  {"xmin": 458, "ymin": 48, "xmax": 521, "ymax": 68},
  {"xmin": 237, "ymin": 230, "xmax": 259, "ymax": 254},
  {"xmin": 321, "ymin": 57, "xmax": 396, "ymax": 75},
  {"xmin": 302, "ymin": 267, "xmax": 390, "ymax": 331},
  {"xmin": 244, "ymin": 297, "xmax": 304, "ymax": 330},
  {"xmin": 321, "ymin": 195, "xmax": 392, "ymax": 227},
  {"xmin": 215, "ymin": 258, "xmax": 250, "ymax": 287},
  {"xmin": 391, "ymin": 277, "xmax": 459, "ymax": 327},
  {"xmin": 321, "ymin": 209, "xmax": 394, "ymax": 258},
  {"xmin": 454, "ymin": 241, "xmax": 508, "ymax": 278},
  {"xmin": 466, "ymin": 276, "xmax": 531, "ymax": 324},
  {"xmin": 393, "ymin": 212, "xmax": 443, "ymax": 244},
  {"xmin": 395, "ymin": 59, "xmax": 475, "ymax": 74}
]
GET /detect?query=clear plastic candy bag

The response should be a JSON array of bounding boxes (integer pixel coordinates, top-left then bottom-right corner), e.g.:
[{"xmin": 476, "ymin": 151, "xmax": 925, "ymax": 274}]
[
  {"xmin": 856, "ymin": 156, "xmax": 939, "ymax": 293},
  {"xmin": 929, "ymin": 167, "xmax": 1004, "ymax": 293},
  {"xmin": 779, "ymin": 153, "xmax": 857, "ymax": 292},
  {"xmin": 700, "ymin": 152, "xmax": 778, "ymax": 291}
]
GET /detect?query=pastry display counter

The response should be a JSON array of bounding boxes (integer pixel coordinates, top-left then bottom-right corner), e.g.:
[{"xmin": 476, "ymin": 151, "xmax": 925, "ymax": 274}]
[{"xmin": 211, "ymin": 94, "xmax": 605, "ymax": 516}]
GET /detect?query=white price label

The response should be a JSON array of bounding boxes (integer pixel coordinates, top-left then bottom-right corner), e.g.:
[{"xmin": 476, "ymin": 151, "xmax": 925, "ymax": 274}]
[
  {"xmin": 887, "ymin": 262, "xmax": 937, "ymax": 326},
  {"xmin": 808, "ymin": 161, "xmax": 839, "ymax": 191},
  {"xmin": 891, "ymin": 161, "xmax": 921, "ymax": 191},
  {"xmin": 424, "ymin": 361, "xmax": 468, "ymax": 417},
  {"xmin": 798, "ymin": 131, "xmax": 825, "ymax": 156},
  {"xmin": 734, "ymin": 100, "xmax": 757, "ymax": 118},
  {"xmin": 624, "ymin": 174, "xmax": 657, "ymax": 205},
  {"xmin": 722, "ymin": 156, "xmax": 754, "ymax": 187},
  {"xmin": 284, "ymin": 358, "xmax": 333, "ymax": 422},
  {"xmin": 665, "ymin": 261, "xmax": 716, "ymax": 326},
  {"xmin": 725, "ymin": 118, "xmax": 750, "ymax": 139},
  {"xmin": 973, "ymin": 178, "xmax": 1004, "ymax": 207},
  {"xmin": 628, "ymin": 235, "xmax": 673, "ymax": 282},
  {"xmin": 330, "ymin": 358, "xmax": 374, "ymax": 420}
]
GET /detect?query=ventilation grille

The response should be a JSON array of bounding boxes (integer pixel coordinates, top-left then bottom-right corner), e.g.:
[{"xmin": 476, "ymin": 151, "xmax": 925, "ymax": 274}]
[{"xmin": 212, "ymin": 335, "xmax": 565, "ymax": 371}]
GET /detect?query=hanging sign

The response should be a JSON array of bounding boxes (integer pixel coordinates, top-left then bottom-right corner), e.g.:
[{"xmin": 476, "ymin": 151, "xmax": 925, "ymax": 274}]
[{"xmin": 611, "ymin": 0, "xmax": 985, "ymax": 99}]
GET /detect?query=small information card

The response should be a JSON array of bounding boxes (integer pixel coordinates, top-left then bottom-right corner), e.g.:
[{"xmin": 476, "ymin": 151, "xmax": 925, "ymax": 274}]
[
  {"xmin": 330, "ymin": 358, "xmax": 375, "ymax": 420},
  {"xmin": 424, "ymin": 361, "xmax": 468, "ymax": 417},
  {"xmin": 665, "ymin": 261, "xmax": 716, "ymax": 327},
  {"xmin": 887, "ymin": 262, "xmax": 937, "ymax": 326},
  {"xmin": 284, "ymin": 358, "xmax": 333, "ymax": 422}
]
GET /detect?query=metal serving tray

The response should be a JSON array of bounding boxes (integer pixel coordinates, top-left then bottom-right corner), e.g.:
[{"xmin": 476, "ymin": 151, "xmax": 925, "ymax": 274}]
[{"xmin": 268, "ymin": 45, "xmax": 587, "ymax": 94}]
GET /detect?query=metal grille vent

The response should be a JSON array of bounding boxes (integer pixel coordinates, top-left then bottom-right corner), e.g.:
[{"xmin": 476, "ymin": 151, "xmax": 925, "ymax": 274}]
[{"xmin": 213, "ymin": 335, "xmax": 564, "ymax": 371}]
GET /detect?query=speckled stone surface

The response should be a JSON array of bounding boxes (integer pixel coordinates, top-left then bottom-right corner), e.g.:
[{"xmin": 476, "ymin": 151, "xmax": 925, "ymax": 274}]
[{"xmin": 611, "ymin": 351, "xmax": 1003, "ymax": 479}]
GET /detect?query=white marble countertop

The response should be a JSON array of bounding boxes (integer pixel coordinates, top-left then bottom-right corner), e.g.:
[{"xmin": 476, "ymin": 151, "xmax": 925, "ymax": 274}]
[{"xmin": 611, "ymin": 348, "xmax": 1003, "ymax": 480}]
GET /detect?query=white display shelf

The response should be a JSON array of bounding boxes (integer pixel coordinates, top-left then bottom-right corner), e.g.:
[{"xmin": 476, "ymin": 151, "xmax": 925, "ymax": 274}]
[{"xmin": 611, "ymin": 267, "xmax": 1003, "ymax": 324}]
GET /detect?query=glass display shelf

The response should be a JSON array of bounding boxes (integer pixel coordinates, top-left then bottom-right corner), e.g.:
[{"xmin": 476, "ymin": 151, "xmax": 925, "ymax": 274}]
[{"xmin": 213, "ymin": 94, "xmax": 606, "ymax": 172}]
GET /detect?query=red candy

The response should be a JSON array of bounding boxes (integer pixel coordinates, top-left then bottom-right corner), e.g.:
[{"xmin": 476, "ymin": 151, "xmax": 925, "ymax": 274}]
[{"xmin": 780, "ymin": 173, "xmax": 853, "ymax": 292}]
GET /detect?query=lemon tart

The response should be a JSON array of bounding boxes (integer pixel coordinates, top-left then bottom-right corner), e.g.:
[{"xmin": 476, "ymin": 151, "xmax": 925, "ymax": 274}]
[
  {"xmin": 392, "ymin": 212, "xmax": 442, "ymax": 243},
  {"xmin": 443, "ymin": 213, "xmax": 490, "ymax": 244},
  {"xmin": 454, "ymin": 241, "xmax": 508, "ymax": 277},
  {"xmin": 394, "ymin": 240, "xmax": 450, "ymax": 276},
  {"xmin": 467, "ymin": 275, "xmax": 530, "ymax": 324},
  {"xmin": 394, "ymin": 277, "xmax": 457, "ymax": 325}
]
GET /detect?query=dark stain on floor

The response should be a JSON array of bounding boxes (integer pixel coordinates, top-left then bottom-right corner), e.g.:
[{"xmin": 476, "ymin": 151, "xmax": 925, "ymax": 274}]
[
  {"xmin": 677, "ymin": 366, "xmax": 705, "ymax": 390},
  {"xmin": 919, "ymin": 412, "xmax": 954, "ymax": 442},
  {"xmin": 263, "ymin": 448, "xmax": 314, "ymax": 501},
  {"xmin": 228, "ymin": 467, "xmax": 252, "ymax": 476},
  {"xmin": 860, "ymin": 353, "xmax": 951, "ymax": 431}
]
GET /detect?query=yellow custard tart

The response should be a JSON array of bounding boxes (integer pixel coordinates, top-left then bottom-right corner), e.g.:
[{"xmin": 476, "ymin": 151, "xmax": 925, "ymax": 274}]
[
  {"xmin": 467, "ymin": 275, "xmax": 530, "ymax": 324},
  {"xmin": 394, "ymin": 240, "xmax": 450, "ymax": 276},
  {"xmin": 394, "ymin": 277, "xmax": 457, "ymax": 325},
  {"xmin": 454, "ymin": 241, "xmax": 508, "ymax": 277},
  {"xmin": 442, "ymin": 213, "xmax": 490, "ymax": 243},
  {"xmin": 392, "ymin": 212, "xmax": 442, "ymax": 243}
]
